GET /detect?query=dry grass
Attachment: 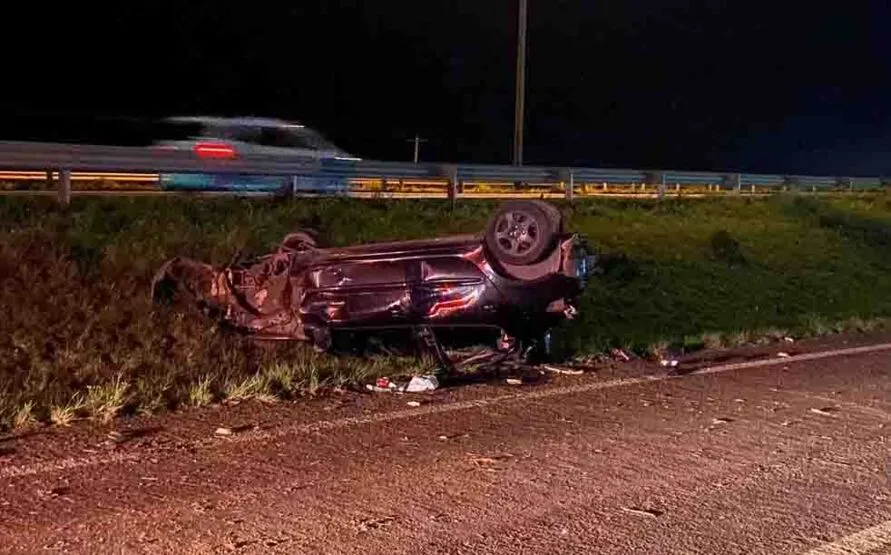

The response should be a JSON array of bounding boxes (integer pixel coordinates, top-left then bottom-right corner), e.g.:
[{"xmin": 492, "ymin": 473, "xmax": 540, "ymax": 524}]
[
  {"xmin": 13, "ymin": 401, "xmax": 37, "ymax": 429},
  {"xmin": 188, "ymin": 376, "xmax": 215, "ymax": 408},
  {"xmin": 85, "ymin": 374, "xmax": 130, "ymax": 423},
  {"xmin": 49, "ymin": 395, "xmax": 85, "ymax": 427},
  {"xmin": 646, "ymin": 340, "xmax": 671, "ymax": 360},
  {"xmin": 701, "ymin": 333, "xmax": 725, "ymax": 350},
  {"xmin": 224, "ymin": 372, "xmax": 277, "ymax": 404}
]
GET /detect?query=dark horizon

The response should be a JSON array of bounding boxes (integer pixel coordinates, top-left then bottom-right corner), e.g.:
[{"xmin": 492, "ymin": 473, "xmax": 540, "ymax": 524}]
[{"xmin": 1, "ymin": 1, "xmax": 889, "ymax": 176}]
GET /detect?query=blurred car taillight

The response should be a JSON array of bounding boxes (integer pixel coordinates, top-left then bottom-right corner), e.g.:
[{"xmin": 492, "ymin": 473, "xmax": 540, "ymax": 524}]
[{"xmin": 193, "ymin": 142, "xmax": 237, "ymax": 159}]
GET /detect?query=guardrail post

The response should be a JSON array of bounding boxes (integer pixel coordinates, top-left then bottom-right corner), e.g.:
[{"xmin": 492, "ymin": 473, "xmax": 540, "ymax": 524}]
[
  {"xmin": 57, "ymin": 168, "xmax": 71, "ymax": 206},
  {"xmin": 442, "ymin": 164, "xmax": 458, "ymax": 207},
  {"xmin": 645, "ymin": 172, "xmax": 665, "ymax": 199},
  {"xmin": 559, "ymin": 168, "xmax": 574, "ymax": 201}
]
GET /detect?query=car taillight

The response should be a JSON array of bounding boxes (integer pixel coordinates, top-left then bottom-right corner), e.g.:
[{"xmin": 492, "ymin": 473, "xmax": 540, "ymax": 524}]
[{"xmin": 194, "ymin": 142, "xmax": 236, "ymax": 159}]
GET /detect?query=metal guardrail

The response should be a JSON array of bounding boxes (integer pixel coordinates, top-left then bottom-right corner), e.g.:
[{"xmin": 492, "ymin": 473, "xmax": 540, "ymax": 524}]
[{"xmin": 0, "ymin": 140, "xmax": 887, "ymax": 205}]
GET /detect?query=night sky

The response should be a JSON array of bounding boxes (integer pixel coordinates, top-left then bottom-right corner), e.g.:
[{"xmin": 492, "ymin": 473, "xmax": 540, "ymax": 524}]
[{"xmin": 2, "ymin": 1, "xmax": 890, "ymax": 175}]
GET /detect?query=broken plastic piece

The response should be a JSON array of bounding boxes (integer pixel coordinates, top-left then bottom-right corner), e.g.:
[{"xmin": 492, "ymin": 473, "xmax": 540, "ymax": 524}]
[{"xmin": 404, "ymin": 375, "xmax": 439, "ymax": 393}]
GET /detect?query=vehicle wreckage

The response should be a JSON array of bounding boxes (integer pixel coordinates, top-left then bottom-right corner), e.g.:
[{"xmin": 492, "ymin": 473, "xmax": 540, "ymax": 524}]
[{"xmin": 151, "ymin": 200, "xmax": 595, "ymax": 370}]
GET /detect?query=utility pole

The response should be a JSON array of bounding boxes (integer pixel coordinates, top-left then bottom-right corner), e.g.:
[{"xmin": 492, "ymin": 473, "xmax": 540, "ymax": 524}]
[
  {"xmin": 406, "ymin": 133, "xmax": 427, "ymax": 163},
  {"xmin": 512, "ymin": 0, "xmax": 528, "ymax": 166}
]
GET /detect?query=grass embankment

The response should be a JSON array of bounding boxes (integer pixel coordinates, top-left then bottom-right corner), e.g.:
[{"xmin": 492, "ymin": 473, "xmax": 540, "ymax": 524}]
[{"xmin": 2, "ymin": 194, "xmax": 891, "ymax": 429}]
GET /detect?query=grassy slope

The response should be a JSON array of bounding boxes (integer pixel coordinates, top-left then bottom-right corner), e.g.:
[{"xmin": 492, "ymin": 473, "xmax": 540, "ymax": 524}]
[{"xmin": 2, "ymin": 194, "xmax": 891, "ymax": 427}]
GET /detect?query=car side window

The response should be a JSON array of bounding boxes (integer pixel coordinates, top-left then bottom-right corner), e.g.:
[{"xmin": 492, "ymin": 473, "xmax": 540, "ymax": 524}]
[
  {"xmin": 255, "ymin": 127, "xmax": 317, "ymax": 150},
  {"xmin": 200, "ymin": 124, "xmax": 260, "ymax": 144}
]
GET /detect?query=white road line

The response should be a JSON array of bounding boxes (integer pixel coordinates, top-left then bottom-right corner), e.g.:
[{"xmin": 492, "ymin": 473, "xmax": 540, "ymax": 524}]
[
  {"xmin": 2, "ymin": 341, "xmax": 891, "ymax": 480},
  {"xmin": 802, "ymin": 519, "xmax": 891, "ymax": 555}
]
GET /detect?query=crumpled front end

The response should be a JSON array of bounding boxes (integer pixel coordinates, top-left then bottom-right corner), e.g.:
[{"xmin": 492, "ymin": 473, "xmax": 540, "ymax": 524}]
[{"xmin": 151, "ymin": 255, "xmax": 308, "ymax": 341}]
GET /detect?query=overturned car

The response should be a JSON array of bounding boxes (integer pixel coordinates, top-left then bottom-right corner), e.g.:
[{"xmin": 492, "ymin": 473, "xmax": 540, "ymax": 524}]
[{"xmin": 151, "ymin": 200, "xmax": 594, "ymax": 369}]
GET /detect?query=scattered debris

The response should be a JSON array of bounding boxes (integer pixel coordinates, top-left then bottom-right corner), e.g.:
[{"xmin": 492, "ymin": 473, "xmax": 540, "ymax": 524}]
[
  {"xmin": 810, "ymin": 407, "xmax": 839, "ymax": 417},
  {"xmin": 366, "ymin": 376, "xmax": 398, "ymax": 393},
  {"xmin": 505, "ymin": 378, "xmax": 523, "ymax": 386},
  {"xmin": 610, "ymin": 348, "xmax": 632, "ymax": 362},
  {"xmin": 365, "ymin": 384, "xmax": 394, "ymax": 393},
  {"xmin": 733, "ymin": 398, "xmax": 745, "ymax": 403},
  {"xmin": 784, "ymin": 337, "xmax": 795, "ymax": 343},
  {"xmin": 543, "ymin": 365, "xmax": 584, "ymax": 375},
  {"xmin": 366, "ymin": 375, "xmax": 440, "ymax": 393},
  {"xmin": 405, "ymin": 375, "xmax": 439, "ymax": 393},
  {"xmin": 468, "ymin": 452, "xmax": 515, "ymax": 466},
  {"xmin": 106, "ymin": 431, "xmax": 129, "ymax": 444},
  {"xmin": 213, "ymin": 424, "xmax": 255, "ymax": 437},
  {"xmin": 573, "ymin": 353, "xmax": 612, "ymax": 367},
  {"xmin": 659, "ymin": 359, "xmax": 679, "ymax": 368},
  {"xmin": 711, "ymin": 417, "xmax": 734, "ymax": 425},
  {"xmin": 406, "ymin": 401, "xmax": 422, "ymax": 407},
  {"xmin": 777, "ymin": 352, "xmax": 791, "ymax": 358},
  {"xmin": 357, "ymin": 516, "xmax": 396, "ymax": 532},
  {"xmin": 622, "ymin": 506, "xmax": 664, "ymax": 518},
  {"xmin": 437, "ymin": 433, "xmax": 469, "ymax": 441}
]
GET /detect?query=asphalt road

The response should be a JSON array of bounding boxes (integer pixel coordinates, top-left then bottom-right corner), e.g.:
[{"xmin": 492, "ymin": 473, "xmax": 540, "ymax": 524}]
[{"xmin": 1, "ymin": 336, "xmax": 890, "ymax": 554}]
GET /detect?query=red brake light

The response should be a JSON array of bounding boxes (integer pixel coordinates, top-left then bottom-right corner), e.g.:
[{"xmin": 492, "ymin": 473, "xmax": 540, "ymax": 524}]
[{"xmin": 194, "ymin": 142, "xmax": 236, "ymax": 159}]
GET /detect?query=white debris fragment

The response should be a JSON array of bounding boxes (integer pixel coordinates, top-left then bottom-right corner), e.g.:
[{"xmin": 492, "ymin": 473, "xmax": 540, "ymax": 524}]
[
  {"xmin": 405, "ymin": 375, "xmax": 439, "ymax": 393},
  {"xmin": 543, "ymin": 365, "xmax": 584, "ymax": 375},
  {"xmin": 783, "ymin": 337, "xmax": 795, "ymax": 343},
  {"xmin": 659, "ymin": 359, "xmax": 679, "ymax": 368},
  {"xmin": 611, "ymin": 348, "xmax": 631, "ymax": 362},
  {"xmin": 365, "ymin": 384, "xmax": 393, "ymax": 393},
  {"xmin": 505, "ymin": 378, "xmax": 523, "ymax": 386},
  {"xmin": 777, "ymin": 352, "xmax": 791, "ymax": 358},
  {"xmin": 214, "ymin": 427, "xmax": 233, "ymax": 437},
  {"xmin": 406, "ymin": 401, "xmax": 421, "ymax": 407},
  {"xmin": 622, "ymin": 506, "xmax": 664, "ymax": 518}
]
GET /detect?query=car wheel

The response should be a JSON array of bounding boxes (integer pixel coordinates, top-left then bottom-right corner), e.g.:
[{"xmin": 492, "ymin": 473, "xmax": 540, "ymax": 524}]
[
  {"xmin": 279, "ymin": 229, "xmax": 320, "ymax": 252},
  {"xmin": 485, "ymin": 200, "xmax": 559, "ymax": 265},
  {"xmin": 530, "ymin": 200, "xmax": 564, "ymax": 232}
]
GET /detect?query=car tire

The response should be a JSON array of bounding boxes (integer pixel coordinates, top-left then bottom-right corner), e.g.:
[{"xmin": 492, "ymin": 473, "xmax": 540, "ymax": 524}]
[
  {"xmin": 484, "ymin": 201, "xmax": 560, "ymax": 265},
  {"xmin": 530, "ymin": 200, "xmax": 564, "ymax": 233},
  {"xmin": 279, "ymin": 229, "xmax": 320, "ymax": 252}
]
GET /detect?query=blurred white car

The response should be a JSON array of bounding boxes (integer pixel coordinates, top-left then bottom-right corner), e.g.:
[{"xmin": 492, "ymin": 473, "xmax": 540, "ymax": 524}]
[{"xmin": 153, "ymin": 116, "xmax": 360, "ymax": 192}]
